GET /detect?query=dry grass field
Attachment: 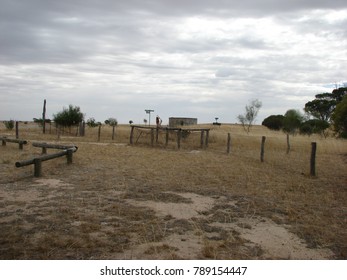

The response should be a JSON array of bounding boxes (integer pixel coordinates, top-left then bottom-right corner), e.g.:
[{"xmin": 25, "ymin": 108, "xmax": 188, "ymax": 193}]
[{"xmin": 0, "ymin": 122, "xmax": 346, "ymax": 259}]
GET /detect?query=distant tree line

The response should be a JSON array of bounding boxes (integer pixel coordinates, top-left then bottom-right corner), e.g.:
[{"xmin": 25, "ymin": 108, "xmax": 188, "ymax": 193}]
[{"xmin": 262, "ymin": 87, "xmax": 347, "ymax": 138}]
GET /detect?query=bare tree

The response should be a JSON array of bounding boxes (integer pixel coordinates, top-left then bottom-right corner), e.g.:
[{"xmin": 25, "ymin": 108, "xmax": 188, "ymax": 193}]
[{"xmin": 237, "ymin": 99, "xmax": 262, "ymax": 133}]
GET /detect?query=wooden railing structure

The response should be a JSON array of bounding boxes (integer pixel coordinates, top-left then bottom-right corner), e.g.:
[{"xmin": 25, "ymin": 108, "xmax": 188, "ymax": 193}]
[
  {"xmin": 129, "ymin": 125, "xmax": 210, "ymax": 149},
  {"xmin": 15, "ymin": 142, "xmax": 78, "ymax": 177},
  {"xmin": 0, "ymin": 136, "xmax": 28, "ymax": 150}
]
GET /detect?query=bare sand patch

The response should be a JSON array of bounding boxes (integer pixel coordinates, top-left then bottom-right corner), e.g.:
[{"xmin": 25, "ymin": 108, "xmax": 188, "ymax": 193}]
[
  {"xmin": 125, "ymin": 192, "xmax": 334, "ymax": 259},
  {"xmin": 33, "ymin": 178, "xmax": 71, "ymax": 188},
  {"xmin": 211, "ymin": 217, "xmax": 334, "ymax": 259},
  {"xmin": 126, "ymin": 192, "xmax": 215, "ymax": 219}
]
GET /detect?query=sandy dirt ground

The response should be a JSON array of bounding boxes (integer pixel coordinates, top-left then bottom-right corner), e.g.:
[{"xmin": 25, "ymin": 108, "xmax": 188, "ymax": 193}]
[{"xmin": 0, "ymin": 126, "xmax": 346, "ymax": 259}]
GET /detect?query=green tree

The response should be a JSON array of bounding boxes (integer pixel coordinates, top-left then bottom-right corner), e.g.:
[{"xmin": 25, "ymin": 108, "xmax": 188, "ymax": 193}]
[
  {"xmin": 282, "ymin": 109, "xmax": 305, "ymax": 154},
  {"xmin": 331, "ymin": 95, "xmax": 347, "ymax": 138},
  {"xmin": 262, "ymin": 115, "xmax": 284, "ymax": 131},
  {"xmin": 237, "ymin": 99, "xmax": 262, "ymax": 133},
  {"xmin": 53, "ymin": 105, "xmax": 84, "ymax": 129},
  {"xmin": 304, "ymin": 87, "xmax": 346, "ymax": 122},
  {"xmin": 299, "ymin": 119, "xmax": 330, "ymax": 137},
  {"xmin": 86, "ymin": 117, "xmax": 100, "ymax": 128},
  {"xmin": 282, "ymin": 109, "xmax": 305, "ymax": 135},
  {"xmin": 105, "ymin": 118, "xmax": 118, "ymax": 140}
]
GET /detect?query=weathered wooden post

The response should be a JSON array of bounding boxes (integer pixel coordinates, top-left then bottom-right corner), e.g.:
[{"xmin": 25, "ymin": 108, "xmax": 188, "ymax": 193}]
[
  {"xmin": 205, "ymin": 130, "xmax": 209, "ymax": 148},
  {"xmin": 130, "ymin": 126, "xmax": 135, "ymax": 144},
  {"xmin": 79, "ymin": 122, "xmax": 83, "ymax": 137},
  {"xmin": 151, "ymin": 128, "xmax": 154, "ymax": 146},
  {"xmin": 112, "ymin": 125, "xmax": 116, "ymax": 140},
  {"xmin": 42, "ymin": 147, "xmax": 47, "ymax": 154},
  {"xmin": 177, "ymin": 129, "xmax": 181, "ymax": 149},
  {"xmin": 260, "ymin": 136, "xmax": 266, "ymax": 162},
  {"xmin": 34, "ymin": 158, "xmax": 42, "ymax": 177},
  {"xmin": 310, "ymin": 142, "xmax": 317, "ymax": 176},
  {"xmin": 200, "ymin": 130, "xmax": 204, "ymax": 148},
  {"xmin": 98, "ymin": 124, "xmax": 101, "ymax": 142},
  {"xmin": 57, "ymin": 125, "xmax": 61, "ymax": 140},
  {"xmin": 286, "ymin": 134, "xmax": 290, "ymax": 154},
  {"xmin": 15, "ymin": 121, "xmax": 19, "ymax": 139},
  {"xmin": 42, "ymin": 99, "xmax": 46, "ymax": 134},
  {"xmin": 156, "ymin": 127, "xmax": 159, "ymax": 143},
  {"xmin": 1, "ymin": 139, "xmax": 5, "ymax": 146},
  {"xmin": 83, "ymin": 121, "xmax": 86, "ymax": 136},
  {"xmin": 67, "ymin": 149, "xmax": 73, "ymax": 164},
  {"xmin": 165, "ymin": 128, "xmax": 169, "ymax": 147},
  {"xmin": 227, "ymin": 133, "xmax": 231, "ymax": 154}
]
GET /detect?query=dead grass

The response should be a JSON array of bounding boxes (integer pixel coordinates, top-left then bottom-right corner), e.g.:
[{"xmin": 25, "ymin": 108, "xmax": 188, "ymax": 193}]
[{"xmin": 0, "ymin": 122, "xmax": 346, "ymax": 259}]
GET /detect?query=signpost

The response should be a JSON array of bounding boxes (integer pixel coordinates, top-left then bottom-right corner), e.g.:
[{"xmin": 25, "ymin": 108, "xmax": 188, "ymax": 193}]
[{"xmin": 145, "ymin": 109, "xmax": 154, "ymax": 126}]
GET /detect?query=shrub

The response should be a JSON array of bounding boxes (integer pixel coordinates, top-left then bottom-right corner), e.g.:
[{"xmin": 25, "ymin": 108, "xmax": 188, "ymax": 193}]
[
  {"xmin": 53, "ymin": 105, "xmax": 84, "ymax": 128},
  {"xmin": 262, "ymin": 115, "xmax": 284, "ymax": 130},
  {"xmin": 86, "ymin": 117, "xmax": 100, "ymax": 128},
  {"xmin": 3, "ymin": 120, "xmax": 14, "ymax": 130},
  {"xmin": 300, "ymin": 119, "xmax": 330, "ymax": 136},
  {"xmin": 282, "ymin": 109, "xmax": 305, "ymax": 135}
]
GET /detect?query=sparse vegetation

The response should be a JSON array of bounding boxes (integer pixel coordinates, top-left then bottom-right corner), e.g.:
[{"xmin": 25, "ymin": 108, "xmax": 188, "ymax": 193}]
[
  {"xmin": 3, "ymin": 120, "xmax": 15, "ymax": 130},
  {"xmin": 105, "ymin": 118, "xmax": 118, "ymax": 140},
  {"xmin": 237, "ymin": 99, "xmax": 262, "ymax": 134},
  {"xmin": 0, "ymin": 122, "xmax": 346, "ymax": 260},
  {"xmin": 86, "ymin": 117, "xmax": 101, "ymax": 128},
  {"xmin": 331, "ymin": 95, "xmax": 347, "ymax": 138},
  {"xmin": 53, "ymin": 105, "xmax": 84, "ymax": 129}
]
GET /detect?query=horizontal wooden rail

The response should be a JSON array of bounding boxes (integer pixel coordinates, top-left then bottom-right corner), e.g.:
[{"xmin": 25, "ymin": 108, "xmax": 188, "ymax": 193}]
[
  {"xmin": 130, "ymin": 126, "xmax": 210, "ymax": 149},
  {"xmin": 15, "ymin": 147, "xmax": 77, "ymax": 177},
  {"xmin": 32, "ymin": 142, "xmax": 78, "ymax": 154},
  {"xmin": 0, "ymin": 137, "xmax": 28, "ymax": 150}
]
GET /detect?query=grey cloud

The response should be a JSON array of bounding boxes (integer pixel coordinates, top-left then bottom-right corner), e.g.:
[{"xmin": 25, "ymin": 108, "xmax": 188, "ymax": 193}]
[{"xmin": 1, "ymin": 0, "xmax": 347, "ymax": 123}]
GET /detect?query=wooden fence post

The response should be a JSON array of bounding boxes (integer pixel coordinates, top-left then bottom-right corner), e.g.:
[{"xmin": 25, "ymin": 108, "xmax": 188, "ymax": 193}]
[
  {"xmin": 42, "ymin": 99, "xmax": 46, "ymax": 134},
  {"xmin": 310, "ymin": 142, "xmax": 317, "ymax": 176},
  {"xmin": 205, "ymin": 130, "xmax": 209, "ymax": 148},
  {"xmin": 165, "ymin": 128, "xmax": 169, "ymax": 147},
  {"xmin": 79, "ymin": 122, "xmax": 83, "ymax": 137},
  {"xmin": 112, "ymin": 125, "xmax": 116, "ymax": 140},
  {"xmin": 151, "ymin": 128, "xmax": 154, "ymax": 146},
  {"xmin": 66, "ymin": 149, "xmax": 73, "ymax": 164},
  {"xmin": 260, "ymin": 136, "xmax": 266, "ymax": 162},
  {"xmin": 15, "ymin": 121, "xmax": 19, "ymax": 139},
  {"xmin": 200, "ymin": 130, "xmax": 204, "ymax": 148},
  {"xmin": 130, "ymin": 126, "xmax": 134, "ymax": 144},
  {"xmin": 177, "ymin": 129, "xmax": 181, "ymax": 149},
  {"xmin": 286, "ymin": 134, "xmax": 290, "ymax": 154},
  {"xmin": 34, "ymin": 158, "xmax": 42, "ymax": 177},
  {"xmin": 227, "ymin": 133, "xmax": 231, "ymax": 154},
  {"xmin": 98, "ymin": 125, "xmax": 101, "ymax": 142}
]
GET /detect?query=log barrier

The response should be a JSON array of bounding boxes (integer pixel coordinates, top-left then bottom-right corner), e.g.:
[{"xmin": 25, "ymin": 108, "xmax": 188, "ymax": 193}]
[
  {"xmin": 0, "ymin": 137, "xmax": 28, "ymax": 150},
  {"xmin": 32, "ymin": 142, "xmax": 78, "ymax": 154},
  {"xmin": 15, "ymin": 146, "xmax": 78, "ymax": 177}
]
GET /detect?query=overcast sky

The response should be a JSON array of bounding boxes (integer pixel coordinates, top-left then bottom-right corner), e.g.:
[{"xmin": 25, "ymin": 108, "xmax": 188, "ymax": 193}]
[{"xmin": 1, "ymin": 0, "xmax": 346, "ymax": 124}]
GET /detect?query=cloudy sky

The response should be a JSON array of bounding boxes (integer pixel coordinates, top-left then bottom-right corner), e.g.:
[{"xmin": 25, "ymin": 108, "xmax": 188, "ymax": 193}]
[{"xmin": 1, "ymin": 0, "xmax": 346, "ymax": 124}]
